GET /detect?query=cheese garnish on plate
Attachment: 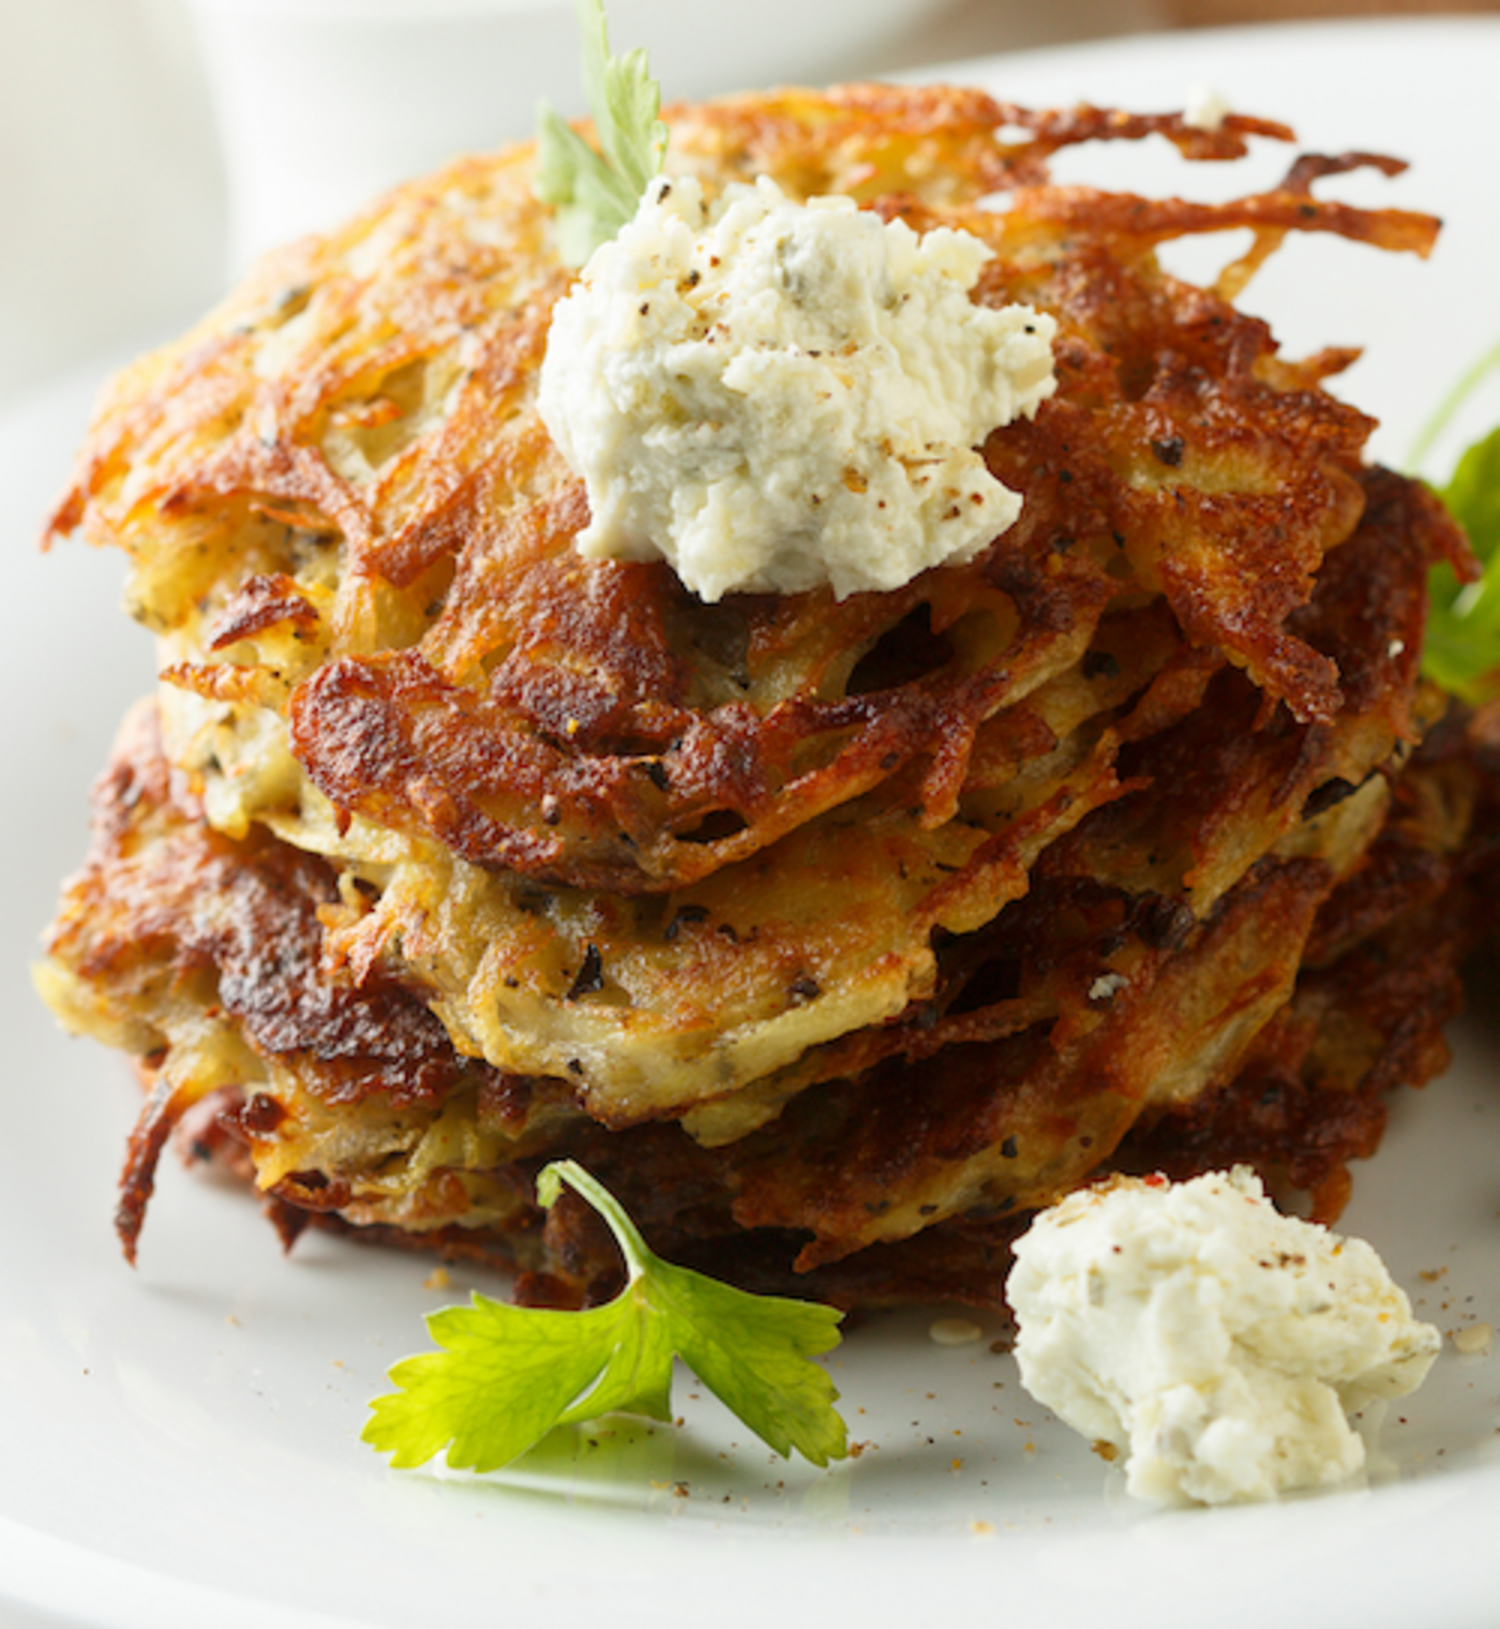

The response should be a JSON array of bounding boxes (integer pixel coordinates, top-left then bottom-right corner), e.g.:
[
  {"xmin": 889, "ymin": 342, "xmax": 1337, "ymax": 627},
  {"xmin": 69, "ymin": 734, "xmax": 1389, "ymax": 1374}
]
[{"xmin": 1008, "ymin": 1168, "xmax": 1440, "ymax": 1504}]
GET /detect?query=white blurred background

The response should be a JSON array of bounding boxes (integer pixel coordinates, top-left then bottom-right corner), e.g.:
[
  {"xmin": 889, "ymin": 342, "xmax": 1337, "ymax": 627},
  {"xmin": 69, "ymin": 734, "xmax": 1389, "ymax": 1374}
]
[{"xmin": 1, "ymin": 0, "xmax": 1493, "ymax": 410}]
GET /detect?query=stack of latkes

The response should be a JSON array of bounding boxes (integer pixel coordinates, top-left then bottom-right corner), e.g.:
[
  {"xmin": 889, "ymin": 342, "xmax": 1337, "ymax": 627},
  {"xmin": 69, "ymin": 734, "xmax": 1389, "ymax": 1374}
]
[{"xmin": 36, "ymin": 86, "xmax": 1491, "ymax": 1308}]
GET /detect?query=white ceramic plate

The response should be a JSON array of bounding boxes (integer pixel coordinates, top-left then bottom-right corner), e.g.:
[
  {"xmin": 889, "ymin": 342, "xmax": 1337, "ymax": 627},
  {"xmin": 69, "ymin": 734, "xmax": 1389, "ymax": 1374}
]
[{"xmin": 5, "ymin": 19, "xmax": 1500, "ymax": 1627}]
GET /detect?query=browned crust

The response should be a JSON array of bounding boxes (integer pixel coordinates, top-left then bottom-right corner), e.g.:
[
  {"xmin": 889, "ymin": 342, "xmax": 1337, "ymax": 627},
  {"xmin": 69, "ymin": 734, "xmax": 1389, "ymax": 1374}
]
[
  {"xmin": 43, "ymin": 85, "xmax": 1465, "ymax": 894},
  {"xmin": 34, "ymin": 83, "xmax": 1491, "ymax": 1309},
  {"xmin": 43, "ymin": 649, "xmax": 1487, "ymax": 1300}
]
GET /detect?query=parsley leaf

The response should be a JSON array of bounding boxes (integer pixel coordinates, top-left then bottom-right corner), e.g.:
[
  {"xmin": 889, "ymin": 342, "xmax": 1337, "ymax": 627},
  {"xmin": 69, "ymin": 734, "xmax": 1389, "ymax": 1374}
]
[
  {"xmin": 1425, "ymin": 425, "xmax": 1500, "ymax": 703},
  {"xmin": 362, "ymin": 1160, "xmax": 848, "ymax": 1473},
  {"xmin": 1411, "ymin": 338, "xmax": 1500, "ymax": 704},
  {"xmin": 534, "ymin": 0, "xmax": 667, "ymax": 267}
]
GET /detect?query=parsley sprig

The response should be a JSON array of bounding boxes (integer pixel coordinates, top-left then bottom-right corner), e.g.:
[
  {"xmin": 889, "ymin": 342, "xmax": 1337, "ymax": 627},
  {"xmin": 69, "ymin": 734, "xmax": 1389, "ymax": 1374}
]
[
  {"xmin": 1413, "ymin": 339, "xmax": 1500, "ymax": 704},
  {"xmin": 534, "ymin": 0, "xmax": 667, "ymax": 267},
  {"xmin": 362, "ymin": 1161, "xmax": 848, "ymax": 1474}
]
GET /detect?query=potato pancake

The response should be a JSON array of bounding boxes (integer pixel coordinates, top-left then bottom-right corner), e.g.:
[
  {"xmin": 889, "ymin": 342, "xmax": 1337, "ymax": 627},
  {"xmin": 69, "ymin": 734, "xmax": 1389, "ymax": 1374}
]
[{"xmin": 35, "ymin": 83, "xmax": 1492, "ymax": 1304}]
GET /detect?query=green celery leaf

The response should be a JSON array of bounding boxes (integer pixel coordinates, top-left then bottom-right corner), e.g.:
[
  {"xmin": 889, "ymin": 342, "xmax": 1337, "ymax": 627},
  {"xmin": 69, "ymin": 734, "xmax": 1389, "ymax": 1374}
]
[
  {"xmin": 534, "ymin": 0, "xmax": 666, "ymax": 266},
  {"xmin": 576, "ymin": 0, "xmax": 663, "ymax": 203},
  {"xmin": 1442, "ymin": 424, "xmax": 1500, "ymax": 559},
  {"xmin": 648, "ymin": 1263, "xmax": 849, "ymax": 1467},
  {"xmin": 364, "ymin": 1295, "xmax": 646, "ymax": 1472},
  {"xmin": 362, "ymin": 1160, "xmax": 847, "ymax": 1474},
  {"xmin": 542, "ymin": 1160, "xmax": 848, "ymax": 1466},
  {"xmin": 1410, "ymin": 338, "xmax": 1500, "ymax": 703},
  {"xmin": 1425, "ymin": 425, "xmax": 1500, "ymax": 703}
]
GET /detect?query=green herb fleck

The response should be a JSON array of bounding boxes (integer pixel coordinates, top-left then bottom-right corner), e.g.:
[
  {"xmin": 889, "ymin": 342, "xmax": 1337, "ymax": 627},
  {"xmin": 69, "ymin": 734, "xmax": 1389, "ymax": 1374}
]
[
  {"xmin": 534, "ymin": 0, "xmax": 667, "ymax": 267},
  {"xmin": 362, "ymin": 1160, "xmax": 848, "ymax": 1473}
]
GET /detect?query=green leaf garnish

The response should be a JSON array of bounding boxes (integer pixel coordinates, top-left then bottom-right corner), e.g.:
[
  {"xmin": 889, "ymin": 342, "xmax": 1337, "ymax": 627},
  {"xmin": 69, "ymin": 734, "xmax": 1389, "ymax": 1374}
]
[
  {"xmin": 362, "ymin": 1160, "xmax": 848, "ymax": 1473},
  {"xmin": 534, "ymin": 0, "xmax": 667, "ymax": 266},
  {"xmin": 1411, "ymin": 340, "xmax": 1500, "ymax": 704},
  {"xmin": 1423, "ymin": 424, "xmax": 1500, "ymax": 703}
]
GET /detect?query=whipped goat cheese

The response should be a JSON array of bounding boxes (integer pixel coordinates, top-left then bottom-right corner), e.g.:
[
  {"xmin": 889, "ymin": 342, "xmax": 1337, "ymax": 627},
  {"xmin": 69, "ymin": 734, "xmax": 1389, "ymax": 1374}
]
[
  {"xmin": 1008, "ymin": 1169, "xmax": 1439, "ymax": 1505},
  {"xmin": 537, "ymin": 173, "xmax": 1056, "ymax": 601}
]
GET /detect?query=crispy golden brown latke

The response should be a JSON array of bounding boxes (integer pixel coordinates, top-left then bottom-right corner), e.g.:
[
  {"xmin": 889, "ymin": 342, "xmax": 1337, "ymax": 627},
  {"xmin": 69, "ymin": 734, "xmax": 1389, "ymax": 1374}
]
[
  {"xmin": 36, "ymin": 459, "xmax": 1481, "ymax": 1282},
  {"xmin": 36, "ymin": 82, "xmax": 1491, "ymax": 1302},
  {"xmin": 47, "ymin": 86, "xmax": 1455, "ymax": 900},
  {"xmin": 38, "ymin": 687, "xmax": 1488, "ymax": 1305}
]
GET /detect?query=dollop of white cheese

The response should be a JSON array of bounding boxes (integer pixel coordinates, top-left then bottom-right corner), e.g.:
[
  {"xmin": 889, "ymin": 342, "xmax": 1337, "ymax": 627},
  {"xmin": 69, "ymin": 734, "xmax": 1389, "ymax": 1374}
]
[
  {"xmin": 1008, "ymin": 1168, "xmax": 1440, "ymax": 1505},
  {"xmin": 537, "ymin": 173, "xmax": 1056, "ymax": 602}
]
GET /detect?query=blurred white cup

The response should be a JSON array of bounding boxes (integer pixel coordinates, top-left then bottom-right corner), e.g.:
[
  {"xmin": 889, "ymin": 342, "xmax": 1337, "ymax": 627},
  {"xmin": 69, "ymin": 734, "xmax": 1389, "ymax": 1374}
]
[{"xmin": 183, "ymin": 0, "xmax": 948, "ymax": 269}]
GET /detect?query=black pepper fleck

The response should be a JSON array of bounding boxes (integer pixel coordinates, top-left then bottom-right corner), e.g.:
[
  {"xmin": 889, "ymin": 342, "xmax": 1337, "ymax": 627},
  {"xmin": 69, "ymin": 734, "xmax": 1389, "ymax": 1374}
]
[
  {"xmin": 1082, "ymin": 650, "xmax": 1120, "ymax": 681},
  {"xmin": 565, "ymin": 944, "xmax": 605, "ymax": 1001},
  {"xmin": 664, "ymin": 904, "xmax": 711, "ymax": 942}
]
